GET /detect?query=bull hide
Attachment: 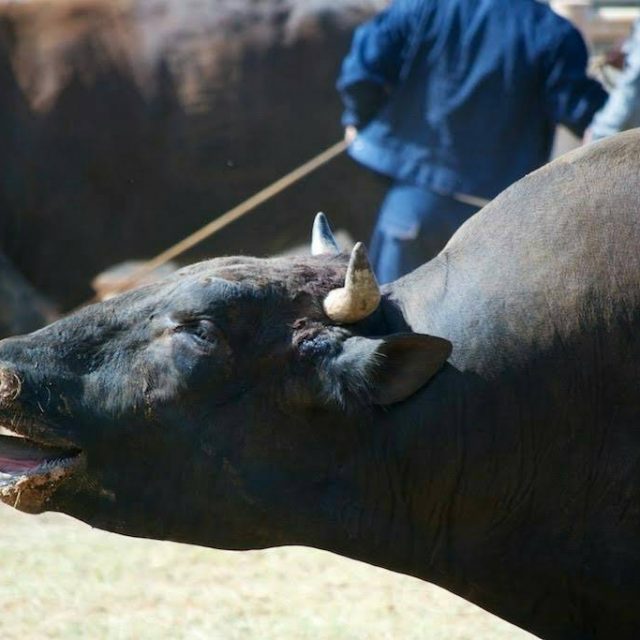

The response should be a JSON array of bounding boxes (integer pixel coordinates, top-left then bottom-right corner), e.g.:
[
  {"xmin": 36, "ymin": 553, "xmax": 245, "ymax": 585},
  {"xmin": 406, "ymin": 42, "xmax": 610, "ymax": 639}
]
[
  {"xmin": 1, "ymin": 130, "xmax": 640, "ymax": 639},
  {"xmin": 0, "ymin": 0, "xmax": 387, "ymax": 310}
]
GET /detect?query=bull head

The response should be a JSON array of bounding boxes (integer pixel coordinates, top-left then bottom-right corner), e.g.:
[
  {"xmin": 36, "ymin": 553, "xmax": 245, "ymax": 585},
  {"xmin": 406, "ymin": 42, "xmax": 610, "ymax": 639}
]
[{"xmin": 0, "ymin": 215, "xmax": 451, "ymax": 549}]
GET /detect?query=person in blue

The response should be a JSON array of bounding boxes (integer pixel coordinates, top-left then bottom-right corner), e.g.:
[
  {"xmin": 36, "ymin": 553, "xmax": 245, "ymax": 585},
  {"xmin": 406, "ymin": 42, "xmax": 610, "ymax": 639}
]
[
  {"xmin": 589, "ymin": 18, "xmax": 640, "ymax": 141},
  {"xmin": 337, "ymin": 0, "xmax": 607, "ymax": 283}
]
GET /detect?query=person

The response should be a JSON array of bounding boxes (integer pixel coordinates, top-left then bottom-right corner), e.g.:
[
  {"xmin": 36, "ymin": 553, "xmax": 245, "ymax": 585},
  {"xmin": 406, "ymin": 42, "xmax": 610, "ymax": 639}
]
[
  {"xmin": 337, "ymin": 0, "xmax": 607, "ymax": 283},
  {"xmin": 589, "ymin": 18, "xmax": 640, "ymax": 141}
]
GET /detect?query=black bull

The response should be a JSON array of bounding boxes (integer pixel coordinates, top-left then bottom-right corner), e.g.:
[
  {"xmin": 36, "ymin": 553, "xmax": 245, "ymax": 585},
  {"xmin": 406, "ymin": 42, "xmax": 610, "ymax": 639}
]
[
  {"xmin": 1, "ymin": 131, "xmax": 640, "ymax": 639},
  {"xmin": 0, "ymin": 0, "xmax": 386, "ymax": 317}
]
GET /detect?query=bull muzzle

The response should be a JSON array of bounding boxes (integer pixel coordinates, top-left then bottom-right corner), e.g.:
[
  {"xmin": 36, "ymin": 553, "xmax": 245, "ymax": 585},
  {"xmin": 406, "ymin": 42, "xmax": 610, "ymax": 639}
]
[{"xmin": 0, "ymin": 366, "xmax": 22, "ymax": 406}]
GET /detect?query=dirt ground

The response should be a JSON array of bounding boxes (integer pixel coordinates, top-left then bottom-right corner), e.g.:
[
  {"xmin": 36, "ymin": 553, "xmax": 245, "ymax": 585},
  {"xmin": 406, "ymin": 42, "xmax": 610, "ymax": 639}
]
[{"xmin": 0, "ymin": 504, "xmax": 537, "ymax": 640}]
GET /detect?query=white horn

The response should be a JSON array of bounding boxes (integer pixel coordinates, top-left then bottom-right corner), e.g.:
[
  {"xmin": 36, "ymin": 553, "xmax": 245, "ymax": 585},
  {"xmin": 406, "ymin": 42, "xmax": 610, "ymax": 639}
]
[
  {"xmin": 323, "ymin": 242, "xmax": 381, "ymax": 323},
  {"xmin": 311, "ymin": 212, "xmax": 340, "ymax": 256}
]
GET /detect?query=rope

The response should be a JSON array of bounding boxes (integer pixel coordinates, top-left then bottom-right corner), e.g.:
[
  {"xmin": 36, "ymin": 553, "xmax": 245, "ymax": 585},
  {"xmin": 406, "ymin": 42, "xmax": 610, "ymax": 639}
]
[
  {"xmin": 84, "ymin": 137, "xmax": 491, "ymax": 304},
  {"xmin": 450, "ymin": 192, "xmax": 490, "ymax": 208},
  {"xmin": 93, "ymin": 139, "xmax": 348, "ymax": 300}
]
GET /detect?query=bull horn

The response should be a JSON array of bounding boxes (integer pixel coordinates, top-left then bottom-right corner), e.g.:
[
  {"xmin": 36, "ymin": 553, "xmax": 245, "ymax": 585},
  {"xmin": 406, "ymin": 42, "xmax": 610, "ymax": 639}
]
[
  {"xmin": 323, "ymin": 242, "xmax": 381, "ymax": 323},
  {"xmin": 311, "ymin": 212, "xmax": 340, "ymax": 255}
]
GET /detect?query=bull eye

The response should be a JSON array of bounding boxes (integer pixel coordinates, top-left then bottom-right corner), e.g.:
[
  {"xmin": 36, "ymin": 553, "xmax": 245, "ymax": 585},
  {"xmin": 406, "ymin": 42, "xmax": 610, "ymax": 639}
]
[{"xmin": 174, "ymin": 318, "xmax": 218, "ymax": 346}]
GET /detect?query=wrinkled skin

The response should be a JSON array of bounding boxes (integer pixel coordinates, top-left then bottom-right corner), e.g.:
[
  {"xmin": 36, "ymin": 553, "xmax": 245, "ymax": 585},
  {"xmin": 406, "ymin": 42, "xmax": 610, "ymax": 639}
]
[
  {"xmin": 0, "ymin": 0, "xmax": 386, "ymax": 309},
  {"xmin": 1, "ymin": 131, "xmax": 640, "ymax": 640}
]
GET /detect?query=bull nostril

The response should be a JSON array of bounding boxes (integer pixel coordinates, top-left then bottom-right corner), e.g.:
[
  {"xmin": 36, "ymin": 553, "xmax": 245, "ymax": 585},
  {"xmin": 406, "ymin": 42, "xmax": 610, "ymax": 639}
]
[{"xmin": 0, "ymin": 367, "xmax": 22, "ymax": 405}]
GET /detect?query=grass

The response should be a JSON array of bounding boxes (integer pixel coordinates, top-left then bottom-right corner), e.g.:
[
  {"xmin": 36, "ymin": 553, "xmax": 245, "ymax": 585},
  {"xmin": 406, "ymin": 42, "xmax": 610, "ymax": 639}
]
[{"xmin": 0, "ymin": 504, "xmax": 536, "ymax": 639}]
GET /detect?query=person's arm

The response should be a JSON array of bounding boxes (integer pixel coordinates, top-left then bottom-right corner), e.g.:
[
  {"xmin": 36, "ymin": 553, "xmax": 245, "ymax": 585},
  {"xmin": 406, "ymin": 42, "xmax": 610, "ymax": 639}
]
[
  {"xmin": 336, "ymin": 0, "xmax": 423, "ymax": 130},
  {"xmin": 590, "ymin": 20, "xmax": 640, "ymax": 141},
  {"xmin": 544, "ymin": 24, "xmax": 608, "ymax": 138}
]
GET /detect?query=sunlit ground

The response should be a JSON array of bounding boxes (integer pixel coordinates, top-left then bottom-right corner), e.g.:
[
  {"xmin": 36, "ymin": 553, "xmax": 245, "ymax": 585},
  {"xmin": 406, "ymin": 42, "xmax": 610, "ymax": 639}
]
[{"xmin": 0, "ymin": 504, "xmax": 536, "ymax": 639}]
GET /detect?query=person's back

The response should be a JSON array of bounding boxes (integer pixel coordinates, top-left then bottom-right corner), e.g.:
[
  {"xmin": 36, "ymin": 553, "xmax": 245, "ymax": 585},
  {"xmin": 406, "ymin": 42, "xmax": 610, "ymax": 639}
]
[
  {"xmin": 339, "ymin": 0, "xmax": 606, "ymax": 201},
  {"xmin": 338, "ymin": 0, "xmax": 606, "ymax": 283}
]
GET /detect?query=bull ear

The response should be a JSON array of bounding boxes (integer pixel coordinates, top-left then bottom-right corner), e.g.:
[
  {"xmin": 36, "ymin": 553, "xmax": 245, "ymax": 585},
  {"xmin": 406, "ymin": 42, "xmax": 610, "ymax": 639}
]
[{"xmin": 339, "ymin": 333, "xmax": 452, "ymax": 405}]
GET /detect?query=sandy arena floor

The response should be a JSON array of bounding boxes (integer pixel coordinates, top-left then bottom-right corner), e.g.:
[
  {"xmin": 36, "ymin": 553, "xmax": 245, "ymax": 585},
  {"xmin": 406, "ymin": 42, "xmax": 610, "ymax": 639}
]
[{"xmin": 0, "ymin": 504, "xmax": 537, "ymax": 639}]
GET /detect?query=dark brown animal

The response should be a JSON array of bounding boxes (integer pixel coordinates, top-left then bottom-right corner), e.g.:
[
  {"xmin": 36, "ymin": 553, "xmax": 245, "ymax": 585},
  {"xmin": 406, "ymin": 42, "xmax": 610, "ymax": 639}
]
[
  {"xmin": 0, "ymin": 0, "xmax": 386, "ymax": 310},
  {"xmin": 1, "ymin": 132, "xmax": 640, "ymax": 638},
  {"xmin": 0, "ymin": 250, "xmax": 56, "ymax": 335}
]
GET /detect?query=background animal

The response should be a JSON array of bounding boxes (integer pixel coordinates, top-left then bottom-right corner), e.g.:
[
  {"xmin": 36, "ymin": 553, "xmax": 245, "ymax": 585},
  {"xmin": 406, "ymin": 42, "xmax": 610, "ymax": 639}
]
[
  {"xmin": 0, "ymin": 0, "xmax": 386, "ymax": 313},
  {"xmin": 0, "ymin": 250, "xmax": 56, "ymax": 335}
]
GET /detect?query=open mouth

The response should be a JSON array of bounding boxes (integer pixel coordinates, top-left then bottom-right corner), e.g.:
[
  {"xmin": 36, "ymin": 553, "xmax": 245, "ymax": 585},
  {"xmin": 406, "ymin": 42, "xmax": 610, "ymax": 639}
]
[{"xmin": 0, "ymin": 426, "xmax": 82, "ymax": 512}]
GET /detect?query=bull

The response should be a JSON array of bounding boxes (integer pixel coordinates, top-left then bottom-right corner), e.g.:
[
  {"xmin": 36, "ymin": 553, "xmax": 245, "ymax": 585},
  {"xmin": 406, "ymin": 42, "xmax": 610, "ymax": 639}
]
[{"xmin": 0, "ymin": 130, "xmax": 639, "ymax": 639}]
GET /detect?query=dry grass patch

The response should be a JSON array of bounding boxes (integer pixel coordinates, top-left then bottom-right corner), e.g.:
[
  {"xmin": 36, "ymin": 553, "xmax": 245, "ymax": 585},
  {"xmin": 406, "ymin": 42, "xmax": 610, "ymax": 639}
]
[{"xmin": 0, "ymin": 504, "xmax": 536, "ymax": 639}]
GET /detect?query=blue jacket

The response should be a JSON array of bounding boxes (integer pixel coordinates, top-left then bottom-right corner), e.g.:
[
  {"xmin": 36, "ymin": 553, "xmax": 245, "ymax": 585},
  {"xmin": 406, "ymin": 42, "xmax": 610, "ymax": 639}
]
[{"xmin": 337, "ymin": 0, "xmax": 607, "ymax": 200}]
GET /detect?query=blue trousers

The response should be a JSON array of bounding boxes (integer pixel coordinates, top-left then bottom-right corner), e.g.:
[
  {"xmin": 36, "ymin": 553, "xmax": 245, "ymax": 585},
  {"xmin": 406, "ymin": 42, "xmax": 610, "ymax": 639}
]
[{"xmin": 369, "ymin": 183, "xmax": 478, "ymax": 284}]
